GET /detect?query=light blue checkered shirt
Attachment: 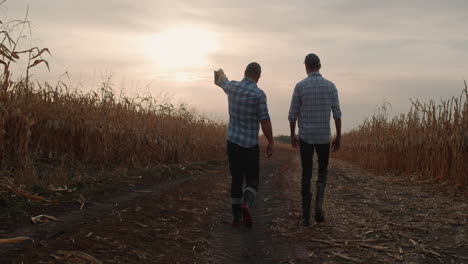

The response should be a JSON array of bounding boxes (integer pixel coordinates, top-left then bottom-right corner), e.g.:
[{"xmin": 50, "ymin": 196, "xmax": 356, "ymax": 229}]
[
  {"xmin": 219, "ymin": 77, "xmax": 270, "ymax": 148},
  {"xmin": 288, "ymin": 72, "xmax": 341, "ymax": 144}
]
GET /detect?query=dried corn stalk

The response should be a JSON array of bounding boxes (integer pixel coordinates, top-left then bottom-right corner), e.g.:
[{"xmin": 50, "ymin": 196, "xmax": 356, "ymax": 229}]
[
  {"xmin": 0, "ymin": 177, "xmax": 53, "ymax": 203},
  {"xmin": 0, "ymin": 236, "xmax": 33, "ymax": 244},
  {"xmin": 334, "ymin": 85, "xmax": 468, "ymax": 185},
  {"xmin": 31, "ymin": 214, "xmax": 60, "ymax": 224},
  {"xmin": 52, "ymin": 250, "xmax": 102, "ymax": 264}
]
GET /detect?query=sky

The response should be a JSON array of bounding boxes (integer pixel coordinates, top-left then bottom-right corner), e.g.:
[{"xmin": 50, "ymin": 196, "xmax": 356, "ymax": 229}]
[{"xmin": 2, "ymin": 0, "xmax": 468, "ymax": 135}]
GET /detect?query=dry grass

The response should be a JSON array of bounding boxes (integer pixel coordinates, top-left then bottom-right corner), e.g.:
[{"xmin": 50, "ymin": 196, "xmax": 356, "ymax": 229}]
[
  {"xmin": 0, "ymin": 4, "xmax": 226, "ymax": 188},
  {"xmin": 334, "ymin": 83, "xmax": 468, "ymax": 185},
  {"xmin": 0, "ymin": 80, "xmax": 226, "ymax": 186}
]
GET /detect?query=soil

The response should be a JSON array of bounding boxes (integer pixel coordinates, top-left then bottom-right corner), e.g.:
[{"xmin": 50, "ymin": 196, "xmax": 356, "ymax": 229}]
[{"xmin": 0, "ymin": 148, "xmax": 467, "ymax": 264}]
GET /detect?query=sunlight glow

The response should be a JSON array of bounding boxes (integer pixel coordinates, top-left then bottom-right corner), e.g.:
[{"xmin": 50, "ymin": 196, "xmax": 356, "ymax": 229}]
[{"xmin": 146, "ymin": 26, "xmax": 218, "ymax": 70}]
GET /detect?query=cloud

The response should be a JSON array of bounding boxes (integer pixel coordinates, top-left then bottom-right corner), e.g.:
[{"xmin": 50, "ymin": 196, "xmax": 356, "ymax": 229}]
[{"xmin": 2, "ymin": 0, "xmax": 467, "ymax": 134}]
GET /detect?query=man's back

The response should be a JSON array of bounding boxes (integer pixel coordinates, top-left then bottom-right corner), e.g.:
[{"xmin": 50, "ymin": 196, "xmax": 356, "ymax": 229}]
[
  {"xmin": 288, "ymin": 72, "xmax": 341, "ymax": 144},
  {"xmin": 220, "ymin": 78, "xmax": 270, "ymax": 148}
]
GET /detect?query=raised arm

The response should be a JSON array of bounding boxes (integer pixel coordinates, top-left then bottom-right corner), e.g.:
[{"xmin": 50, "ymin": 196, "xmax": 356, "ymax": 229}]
[{"xmin": 214, "ymin": 69, "xmax": 229, "ymax": 94}]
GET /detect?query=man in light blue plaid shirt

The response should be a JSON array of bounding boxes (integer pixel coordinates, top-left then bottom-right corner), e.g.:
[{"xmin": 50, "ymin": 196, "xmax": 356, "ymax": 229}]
[
  {"xmin": 288, "ymin": 53, "xmax": 342, "ymax": 226},
  {"xmin": 214, "ymin": 62, "xmax": 274, "ymax": 227}
]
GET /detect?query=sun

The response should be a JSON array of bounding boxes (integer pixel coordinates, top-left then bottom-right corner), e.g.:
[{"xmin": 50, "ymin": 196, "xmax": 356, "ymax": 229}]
[{"xmin": 145, "ymin": 26, "xmax": 218, "ymax": 70}]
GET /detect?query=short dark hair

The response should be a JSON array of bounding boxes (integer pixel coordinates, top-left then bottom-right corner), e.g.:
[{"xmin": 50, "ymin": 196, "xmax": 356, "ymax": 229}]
[
  {"xmin": 245, "ymin": 62, "xmax": 261, "ymax": 78},
  {"xmin": 304, "ymin": 53, "xmax": 321, "ymax": 69}
]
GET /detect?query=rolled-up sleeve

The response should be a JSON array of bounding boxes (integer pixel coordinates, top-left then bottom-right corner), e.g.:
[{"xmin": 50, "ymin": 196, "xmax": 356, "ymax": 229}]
[
  {"xmin": 288, "ymin": 85, "xmax": 300, "ymax": 122},
  {"xmin": 258, "ymin": 92, "xmax": 270, "ymax": 121},
  {"xmin": 331, "ymin": 85, "xmax": 342, "ymax": 119}
]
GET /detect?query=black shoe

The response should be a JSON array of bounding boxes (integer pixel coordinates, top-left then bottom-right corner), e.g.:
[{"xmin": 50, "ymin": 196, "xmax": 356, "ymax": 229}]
[{"xmin": 315, "ymin": 209, "xmax": 325, "ymax": 223}]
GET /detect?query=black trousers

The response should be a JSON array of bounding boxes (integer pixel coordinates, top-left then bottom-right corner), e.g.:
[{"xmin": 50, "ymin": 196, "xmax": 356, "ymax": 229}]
[
  {"xmin": 227, "ymin": 141, "xmax": 259, "ymax": 208},
  {"xmin": 299, "ymin": 139, "xmax": 330, "ymax": 211}
]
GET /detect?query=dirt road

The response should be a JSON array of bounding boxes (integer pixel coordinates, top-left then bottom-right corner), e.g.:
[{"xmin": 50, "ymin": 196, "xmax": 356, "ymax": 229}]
[{"xmin": 1, "ymin": 148, "xmax": 467, "ymax": 263}]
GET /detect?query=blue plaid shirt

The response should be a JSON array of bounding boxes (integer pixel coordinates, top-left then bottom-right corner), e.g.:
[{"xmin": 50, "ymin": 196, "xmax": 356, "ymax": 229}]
[
  {"xmin": 288, "ymin": 72, "xmax": 341, "ymax": 144},
  {"xmin": 218, "ymin": 77, "xmax": 270, "ymax": 148}
]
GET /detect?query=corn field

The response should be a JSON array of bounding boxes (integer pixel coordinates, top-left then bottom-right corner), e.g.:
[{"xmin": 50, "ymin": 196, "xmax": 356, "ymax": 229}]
[
  {"xmin": 0, "ymin": 79, "xmax": 227, "ymax": 184},
  {"xmin": 334, "ymin": 83, "xmax": 468, "ymax": 185},
  {"xmin": 0, "ymin": 8, "xmax": 226, "ymax": 187}
]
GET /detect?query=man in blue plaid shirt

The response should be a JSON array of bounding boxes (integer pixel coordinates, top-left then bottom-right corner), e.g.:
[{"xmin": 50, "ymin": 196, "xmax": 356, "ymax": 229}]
[
  {"xmin": 214, "ymin": 62, "xmax": 274, "ymax": 227},
  {"xmin": 288, "ymin": 53, "xmax": 342, "ymax": 226}
]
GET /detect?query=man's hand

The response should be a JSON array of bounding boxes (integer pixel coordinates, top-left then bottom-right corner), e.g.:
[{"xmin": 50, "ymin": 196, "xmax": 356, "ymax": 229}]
[
  {"xmin": 260, "ymin": 119, "xmax": 274, "ymax": 158},
  {"xmin": 331, "ymin": 136, "xmax": 341, "ymax": 152},
  {"xmin": 291, "ymin": 134, "xmax": 299, "ymax": 149},
  {"xmin": 214, "ymin": 68, "xmax": 226, "ymax": 86},
  {"xmin": 266, "ymin": 142, "xmax": 274, "ymax": 158}
]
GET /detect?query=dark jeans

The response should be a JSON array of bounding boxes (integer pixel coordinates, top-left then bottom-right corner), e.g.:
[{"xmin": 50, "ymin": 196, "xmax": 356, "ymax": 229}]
[
  {"xmin": 299, "ymin": 139, "xmax": 330, "ymax": 212},
  {"xmin": 227, "ymin": 141, "xmax": 259, "ymax": 208}
]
